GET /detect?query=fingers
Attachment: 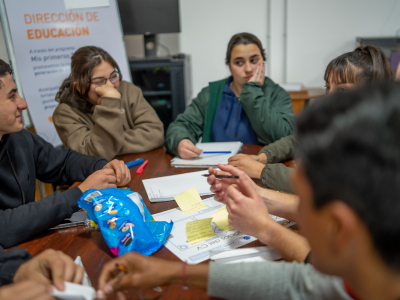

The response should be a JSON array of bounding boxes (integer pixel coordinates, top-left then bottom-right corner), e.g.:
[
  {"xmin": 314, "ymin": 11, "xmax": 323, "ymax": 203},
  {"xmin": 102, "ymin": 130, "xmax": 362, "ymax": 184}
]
[
  {"xmin": 4, "ymin": 281, "xmax": 53, "ymax": 300},
  {"xmin": 98, "ymin": 261, "xmax": 118, "ymax": 290},
  {"xmin": 178, "ymin": 140, "xmax": 203, "ymax": 159},
  {"xmin": 186, "ymin": 143, "xmax": 203, "ymax": 155},
  {"xmin": 41, "ymin": 250, "xmax": 84, "ymax": 291},
  {"xmin": 236, "ymin": 172, "xmax": 260, "ymax": 199},
  {"xmin": 104, "ymin": 274, "xmax": 137, "ymax": 293}
]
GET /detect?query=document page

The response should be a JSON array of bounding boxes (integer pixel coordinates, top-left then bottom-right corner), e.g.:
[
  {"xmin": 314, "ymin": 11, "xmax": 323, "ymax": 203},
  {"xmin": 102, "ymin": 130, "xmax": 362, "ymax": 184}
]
[{"xmin": 152, "ymin": 197, "xmax": 295, "ymax": 264}]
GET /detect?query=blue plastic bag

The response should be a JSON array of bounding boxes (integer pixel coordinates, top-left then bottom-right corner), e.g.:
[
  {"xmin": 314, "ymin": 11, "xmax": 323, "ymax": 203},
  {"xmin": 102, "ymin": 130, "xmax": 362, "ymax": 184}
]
[{"xmin": 78, "ymin": 188, "xmax": 173, "ymax": 256}]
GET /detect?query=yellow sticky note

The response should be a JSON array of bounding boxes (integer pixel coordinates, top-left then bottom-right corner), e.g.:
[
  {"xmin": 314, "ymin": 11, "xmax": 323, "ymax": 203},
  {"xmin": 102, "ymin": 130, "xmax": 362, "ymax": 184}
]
[
  {"xmin": 213, "ymin": 208, "xmax": 234, "ymax": 231},
  {"xmin": 186, "ymin": 218, "xmax": 215, "ymax": 244},
  {"xmin": 174, "ymin": 187, "xmax": 207, "ymax": 214},
  {"xmin": 213, "ymin": 206, "xmax": 226, "ymax": 216}
]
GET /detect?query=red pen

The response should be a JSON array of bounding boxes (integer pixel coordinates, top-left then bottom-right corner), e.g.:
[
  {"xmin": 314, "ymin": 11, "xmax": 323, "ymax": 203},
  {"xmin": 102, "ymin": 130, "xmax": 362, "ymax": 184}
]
[{"xmin": 136, "ymin": 160, "xmax": 148, "ymax": 174}]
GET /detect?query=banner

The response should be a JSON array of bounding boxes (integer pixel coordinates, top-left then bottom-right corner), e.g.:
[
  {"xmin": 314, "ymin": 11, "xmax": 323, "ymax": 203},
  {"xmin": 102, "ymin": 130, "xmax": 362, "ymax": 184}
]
[{"xmin": 4, "ymin": 0, "xmax": 130, "ymax": 145}]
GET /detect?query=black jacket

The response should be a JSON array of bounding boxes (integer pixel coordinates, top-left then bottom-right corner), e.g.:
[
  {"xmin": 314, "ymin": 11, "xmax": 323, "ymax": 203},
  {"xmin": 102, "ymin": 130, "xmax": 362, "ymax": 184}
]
[
  {"xmin": 0, "ymin": 130, "xmax": 108, "ymax": 248},
  {"xmin": 0, "ymin": 246, "xmax": 30, "ymax": 286}
]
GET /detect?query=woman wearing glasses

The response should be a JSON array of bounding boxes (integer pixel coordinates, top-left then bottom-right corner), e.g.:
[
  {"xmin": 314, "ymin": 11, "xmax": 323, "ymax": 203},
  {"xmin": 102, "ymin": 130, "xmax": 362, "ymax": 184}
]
[{"xmin": 53, "ymin": 46, "xmax": 164, "ymax": 160}]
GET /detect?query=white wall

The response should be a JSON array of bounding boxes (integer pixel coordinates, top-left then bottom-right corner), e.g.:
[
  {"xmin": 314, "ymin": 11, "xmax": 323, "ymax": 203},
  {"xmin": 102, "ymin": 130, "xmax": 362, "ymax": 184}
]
[
  {"xmin": 1, "ymin": 0, "xmax": 400, "ymax": 110},
  {"xmin": 286, "ymin": 0, "xmax": 400, "ymax": 87}
]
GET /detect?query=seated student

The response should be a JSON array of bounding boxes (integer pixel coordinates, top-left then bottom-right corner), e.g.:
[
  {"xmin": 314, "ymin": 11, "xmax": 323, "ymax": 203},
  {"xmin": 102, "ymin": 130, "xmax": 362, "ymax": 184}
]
[
  {"xmin": 53, "ymin": 46, "xmax": 164, "ymax": 161},
  {"xmin": 228, "ymin": 45, "xmax": 393, "ymax": 193},
  {"xmin": 0, "ymin": 246, "xmax": 83, "ymax": 299},
  {"xmin": 165, "ymin": 32, "xmax": 295, "ymax": 159},
  {"xmin": 97, "ymin": 82, "xmax": 400, "ymax": 300},
  {"xmin": 0, "ymin": 59, "xmax": 130, "ymax": 248}
]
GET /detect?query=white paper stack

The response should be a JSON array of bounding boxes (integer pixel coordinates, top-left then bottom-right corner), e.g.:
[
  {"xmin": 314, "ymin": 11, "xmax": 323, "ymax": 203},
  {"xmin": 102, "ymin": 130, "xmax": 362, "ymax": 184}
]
[
  {"xmin": 142, "ymin": 170, "xmax": 214, "ymax": 202},
  {"xmin": 171, "ymin": 142, "xmax": 243, "ymax": 168}
]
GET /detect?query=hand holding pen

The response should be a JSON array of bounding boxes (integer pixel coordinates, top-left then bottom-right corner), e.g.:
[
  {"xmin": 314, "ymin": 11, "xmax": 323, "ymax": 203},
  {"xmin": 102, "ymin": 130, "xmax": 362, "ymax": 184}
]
[{"xmin": 97, "ymin": 252, "xmax": 174, "ymax": 298}]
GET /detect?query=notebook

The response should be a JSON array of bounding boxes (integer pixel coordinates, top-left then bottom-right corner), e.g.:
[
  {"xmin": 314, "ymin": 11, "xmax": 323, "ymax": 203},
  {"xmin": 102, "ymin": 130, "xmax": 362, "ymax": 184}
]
[
  {"xmin": 142, "ymin": 170, "xmax": 214, "ymax": 202},
  {"xmin": 171, "ymin": 141, "xmax": 243, "ymax": 168}
]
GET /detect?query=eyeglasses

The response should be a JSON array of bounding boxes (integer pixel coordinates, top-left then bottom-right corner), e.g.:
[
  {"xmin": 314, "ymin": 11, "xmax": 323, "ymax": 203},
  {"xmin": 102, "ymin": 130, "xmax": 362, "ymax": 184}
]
[{"xmin": 90, "ymin": 72, "xmax": 120, "ymax": 86}]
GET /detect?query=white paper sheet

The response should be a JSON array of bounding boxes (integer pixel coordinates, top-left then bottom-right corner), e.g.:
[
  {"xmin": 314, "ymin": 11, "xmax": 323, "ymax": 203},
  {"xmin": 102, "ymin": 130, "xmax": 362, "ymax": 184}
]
[
  {"xmin": 152, "ymin": 197, "xmax": 295, "ymax": 264},
  {"xmin": 209, "ymin": 246, "xmax": 282, "ymax": 264},
  {"xmin": 171, "ymin": 142, "xmax": 243, "ymax": 168},
  {"xmin": 142, "ymin": 170, "xmax": 214, "ymax": 202}
]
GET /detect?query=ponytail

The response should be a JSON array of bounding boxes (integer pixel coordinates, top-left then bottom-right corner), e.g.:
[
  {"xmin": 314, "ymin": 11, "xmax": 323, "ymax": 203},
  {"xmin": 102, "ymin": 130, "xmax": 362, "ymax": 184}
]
[{"xmin": 324, "ymin": 45, "xmax": 393, "ymax": 85}]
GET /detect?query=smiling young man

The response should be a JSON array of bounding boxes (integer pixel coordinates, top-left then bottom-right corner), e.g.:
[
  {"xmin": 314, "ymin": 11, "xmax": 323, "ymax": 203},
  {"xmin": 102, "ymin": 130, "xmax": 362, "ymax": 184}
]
[{"xmin": 0, "ymin": 59, "xmax": 131, "ymax": 248}]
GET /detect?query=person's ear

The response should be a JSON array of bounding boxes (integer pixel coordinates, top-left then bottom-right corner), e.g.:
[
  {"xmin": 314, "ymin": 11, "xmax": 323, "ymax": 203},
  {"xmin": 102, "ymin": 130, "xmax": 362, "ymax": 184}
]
[{"xmin": 325, "ymin": 200, "xmax": 359, "ymax": 256}]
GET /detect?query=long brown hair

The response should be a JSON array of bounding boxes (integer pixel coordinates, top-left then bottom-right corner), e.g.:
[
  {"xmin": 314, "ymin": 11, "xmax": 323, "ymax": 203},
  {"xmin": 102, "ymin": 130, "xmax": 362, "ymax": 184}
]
[
  {"xmin": 225, "ymin": 33, "xmax": 266, "ymax": 65},
  {"xmin": 324, "ymin": 45, "xmax": 393, "ymax": 85},
  {"xmin": 57, "ymin": 46, "xmax": 122, "ymax": 113}
]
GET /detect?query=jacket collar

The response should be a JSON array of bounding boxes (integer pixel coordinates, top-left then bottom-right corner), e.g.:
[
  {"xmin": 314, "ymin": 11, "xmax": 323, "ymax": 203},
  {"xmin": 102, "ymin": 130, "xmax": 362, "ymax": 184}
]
[{"xmin": 0, "ymin": 134, "xmax": 10, "ymax": 160}]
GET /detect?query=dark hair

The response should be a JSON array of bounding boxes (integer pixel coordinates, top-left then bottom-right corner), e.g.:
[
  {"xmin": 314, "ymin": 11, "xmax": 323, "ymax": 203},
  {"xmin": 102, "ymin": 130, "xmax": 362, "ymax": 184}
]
[
  {"xmin": 225, "ymin": 32, "xmax": 266, "ymax": 65},
  {"xmin": 324, "ymin": 45, "xmax": 393, "ymax": 85},
  {"xmin": 296, "ymin": 81, "xmax": 400, "ymax": 271},
  {"xmin": 57, "ymin": 46, "xmax": 122, "ymax": 113},
  {"xmin": 0, "ymin": 59, "xmax": 12, "ymax": 76}
]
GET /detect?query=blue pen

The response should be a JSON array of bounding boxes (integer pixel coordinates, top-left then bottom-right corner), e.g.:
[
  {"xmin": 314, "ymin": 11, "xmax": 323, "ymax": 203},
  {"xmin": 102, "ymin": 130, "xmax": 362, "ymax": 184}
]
[
  {"xmin": 125, "ymin": 158, "xmax": 144, "ymax": 168},
  {"xmin": 202, "ymin": 151, "xmax": 232, "ymax": 154}
]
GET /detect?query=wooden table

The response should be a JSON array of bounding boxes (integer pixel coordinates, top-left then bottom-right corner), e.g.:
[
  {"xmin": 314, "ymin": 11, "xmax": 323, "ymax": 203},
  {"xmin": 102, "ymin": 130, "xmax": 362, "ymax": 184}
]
[{"xmin": 14, "ymin": 145, "xmax": 267, "ymax": 300}]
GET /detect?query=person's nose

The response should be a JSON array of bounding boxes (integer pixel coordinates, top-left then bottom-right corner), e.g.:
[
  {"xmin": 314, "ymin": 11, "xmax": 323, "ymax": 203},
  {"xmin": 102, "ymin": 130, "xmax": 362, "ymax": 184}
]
[
  {"xmin": 244, "ymin": 62, "xmax": 252, "ymax": 73},
  {"xmin": 17, "ymin": 94, "xmax": 27, "ymax": 111}
]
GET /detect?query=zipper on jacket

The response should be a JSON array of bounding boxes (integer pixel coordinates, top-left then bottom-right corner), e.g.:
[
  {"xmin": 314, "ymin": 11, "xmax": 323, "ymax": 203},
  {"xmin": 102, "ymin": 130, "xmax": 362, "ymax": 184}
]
[{"xmin": 6, "ymin": 149, "xmax": 26, "ymax": 205}]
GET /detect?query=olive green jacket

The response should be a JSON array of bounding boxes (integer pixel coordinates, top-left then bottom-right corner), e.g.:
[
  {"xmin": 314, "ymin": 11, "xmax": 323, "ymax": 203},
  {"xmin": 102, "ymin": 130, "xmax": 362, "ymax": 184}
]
[
  {"xmin": 165, "ymin": 77, "xmax": 295, "ymax": 156},
  {"xmin": 259, "ymin": 134, "xmax": 297, "ymax": 193}
]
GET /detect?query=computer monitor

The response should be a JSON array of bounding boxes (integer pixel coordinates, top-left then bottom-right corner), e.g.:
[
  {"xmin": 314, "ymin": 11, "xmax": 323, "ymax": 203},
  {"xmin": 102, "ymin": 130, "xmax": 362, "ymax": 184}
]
[
  {"xmin": 117, "ymin": 0, "xmax": 180, "ymax": 35},
  {"xmin": 117, "ymin": 0, "xmax": 180, "ymax": 57}
]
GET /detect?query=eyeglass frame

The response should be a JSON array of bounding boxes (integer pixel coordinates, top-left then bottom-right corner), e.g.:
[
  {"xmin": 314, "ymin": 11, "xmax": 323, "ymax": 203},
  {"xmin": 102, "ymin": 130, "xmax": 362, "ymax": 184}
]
[{"xmin": 89, "ymin": 71, "xmax": 120, "ymax": 86}]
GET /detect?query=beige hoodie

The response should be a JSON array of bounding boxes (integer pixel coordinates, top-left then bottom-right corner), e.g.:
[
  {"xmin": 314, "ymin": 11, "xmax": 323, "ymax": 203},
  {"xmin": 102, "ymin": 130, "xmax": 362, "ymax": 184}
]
[{"xmin": 53, "ymin": 80, "xmax": 164, "ymax": 160}]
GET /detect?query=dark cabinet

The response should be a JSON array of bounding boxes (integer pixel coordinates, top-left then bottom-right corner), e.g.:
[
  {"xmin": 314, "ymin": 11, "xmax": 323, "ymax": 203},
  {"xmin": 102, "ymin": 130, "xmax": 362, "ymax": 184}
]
[{"xmin": 129, "ymin": 55, "xmax": 191, "ymax": 131}]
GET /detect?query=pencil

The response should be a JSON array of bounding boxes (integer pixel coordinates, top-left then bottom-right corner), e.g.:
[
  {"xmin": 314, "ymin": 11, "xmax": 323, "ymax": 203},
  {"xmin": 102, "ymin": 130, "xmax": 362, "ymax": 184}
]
[
  {"xmin": 116, "ymin": 263, "xmax": 128, "ymax": 273},
  {"xmin": 201, "ymin": 174, "xmax": 239, "ymax": 178}
]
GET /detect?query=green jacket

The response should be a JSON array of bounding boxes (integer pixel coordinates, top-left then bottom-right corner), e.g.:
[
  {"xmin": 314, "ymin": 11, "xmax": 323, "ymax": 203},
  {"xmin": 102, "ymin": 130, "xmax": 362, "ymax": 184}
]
[
  {"xmin": 165, "ymin": 77, "xmax": 295, "ymax": 156},
  {"xmin": 259, "ymin": 134, "xmax": 297, "ymax": 193}
]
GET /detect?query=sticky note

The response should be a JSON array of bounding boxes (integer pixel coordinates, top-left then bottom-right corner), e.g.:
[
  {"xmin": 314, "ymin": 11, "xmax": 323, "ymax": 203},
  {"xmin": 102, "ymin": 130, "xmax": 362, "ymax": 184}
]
[
  {"xmin": 212, "ymin": 207, "xmax": 233, "ymax": 231},
  {"xmin": 174, "ymin": 187, "xmax": 207, "ymax": 214},
  {"xmin": 186, "ymin": 218, "xmax": 215, "ymax": 244},
  {"xmin": 213, "ymin": 206, "xmax": 226, "ymax": 215}
]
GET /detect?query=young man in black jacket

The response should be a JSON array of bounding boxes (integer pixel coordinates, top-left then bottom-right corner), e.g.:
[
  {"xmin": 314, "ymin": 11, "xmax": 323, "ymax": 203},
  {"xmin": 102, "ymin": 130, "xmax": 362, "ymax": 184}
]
[{"xmin": 0, "ymin": 59, "xmax": 131, "ymax": 248}]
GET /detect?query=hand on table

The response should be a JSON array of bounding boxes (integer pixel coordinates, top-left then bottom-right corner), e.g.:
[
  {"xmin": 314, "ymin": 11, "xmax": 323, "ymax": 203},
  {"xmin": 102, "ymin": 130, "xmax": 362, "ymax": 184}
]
[
  {"xmin": 228, "ymin": 154, "xmax": 265, "ymax": 179},
  {"xmin": 178, "ymin": 139, "xmax": 202, "ymax": 159},
  {"xmin": 14, "ymin": 249, "xmax": 84, "ymax": 291},
  {"xmin": 0, "ymin": 281, "xmax": 54, "ymax": 300},
  {"xmin": 97, "ymin": 252, "xmax": 177, "ymax": 298},
  {"xmin": 248, "ymin": 61, "xmax": 265, "ymax": 86},
  {"xmin": 103, "ymin": 159, "xmax": 131, "ymax": 186}
]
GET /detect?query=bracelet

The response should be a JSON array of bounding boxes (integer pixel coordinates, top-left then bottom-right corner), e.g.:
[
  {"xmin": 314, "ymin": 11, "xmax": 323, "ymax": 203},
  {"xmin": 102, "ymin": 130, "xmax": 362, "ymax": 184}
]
[{"xmin": 182, "ymin": 261, "xmax": 188, "ymax": 290}]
